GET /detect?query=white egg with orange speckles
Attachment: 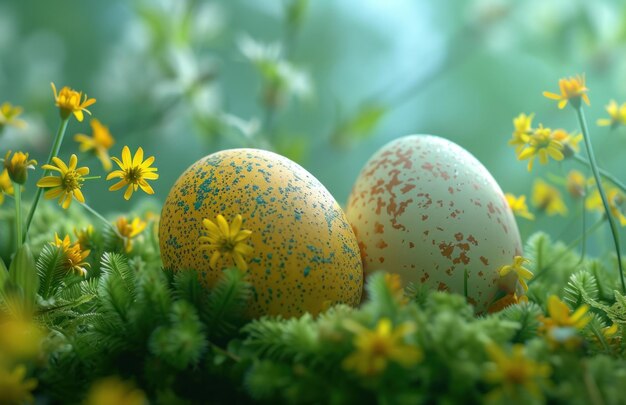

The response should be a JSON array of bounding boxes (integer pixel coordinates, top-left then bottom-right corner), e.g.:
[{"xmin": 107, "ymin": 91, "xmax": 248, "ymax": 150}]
[{"xmin": 346, "ymin": 135, "xmax": 522, "ymax": 313}]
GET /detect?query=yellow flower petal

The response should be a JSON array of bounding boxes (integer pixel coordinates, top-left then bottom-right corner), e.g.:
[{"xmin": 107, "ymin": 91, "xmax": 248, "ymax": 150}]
[
  {"xmin": 123, "ymin": 185, "xmax": 134, "ymax": 200},
  {"xmin": 122, "ymin": 146, "xmax": 132, "ymax": 167},
  {"xmin": 108, "ymin": 180, "xmax": 128, "ymax": 191},
  {"xmin": 133, "ymin": 147, "xmax": 144, "ymax": 167},
  {"xmin": 37, "ymin": 177, "xmax": 62, "ymax": 187}
]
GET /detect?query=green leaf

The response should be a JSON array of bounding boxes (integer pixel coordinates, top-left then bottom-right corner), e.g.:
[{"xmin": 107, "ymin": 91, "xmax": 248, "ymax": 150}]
[
  {"xmin": 363, "ymin": 271, "xmax": 402, "ymax": 320},
  {"xmin": 37, "ymin": 244, "xmax": 67, "ymax": 299},
  {"xmin": 0, "ymin": 256, "xmax": 10, "ymax": 312},
  {"xmin": 205, "ymin": 268, "xmax": 251, "ymax": 339},
  {"xmin": 129, "ymin": 264, "xmax": 172, "ymax": 338},
  {"xmin": 285, "ymin": 0, "xmax": 309, "ymax": 29},
  {"xmin": 0, "ymin": 256, "xmax": 8, "ymax": 286},
  {"xmin": 331, "ymin": 104, "xmax": 387, "ymax": 146},
  {"xmin": 243, "ymin": 314, "xmax": 319, "ymax": 362},
  {"xmin": 99, "ymin": 252, "xmax": 136, "ymax": 322},
  {"xmin": 9, "ymin": 244, "xmax": 39, "ymax": 314},
  {"xmin": 498, "ymin": 302, "xmax": 543, "ymax": 343},
  {"xmin": 149, "ymin": 301, "xmax": 207, "ymax": 370},
  {"xmin": 172, "ymin": 270, "xmax": 207, "ymax": 306},
  {"xmin": 564, "ymin": 270, "xmax": 599, "ymax": 309},
  {"xmin": 524, "ymin": 232, "xmax": 551, "ymax": 273}
]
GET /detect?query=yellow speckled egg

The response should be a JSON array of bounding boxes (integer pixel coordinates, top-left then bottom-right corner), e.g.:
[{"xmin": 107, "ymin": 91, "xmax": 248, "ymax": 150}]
[
  {"xmin": 159, "ymin": 148, "xmax": 363, "ymax": 318},
  {"xmin": 346, "ymin": 135, "xmax": 522, "ymax": 313}
]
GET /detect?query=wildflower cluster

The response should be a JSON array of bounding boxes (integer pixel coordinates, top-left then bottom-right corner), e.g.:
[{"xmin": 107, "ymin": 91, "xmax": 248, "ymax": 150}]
[
  {"xmin": 506, "ymin": 74, "xmax": 626, "ymax": 298},
  {"xmin": 0, "ymin": 83, "xmax": 160, "ymax": 256},
  {"xmin": 510, "ymin": 115, "xmax": 581, "ymax": 171}
]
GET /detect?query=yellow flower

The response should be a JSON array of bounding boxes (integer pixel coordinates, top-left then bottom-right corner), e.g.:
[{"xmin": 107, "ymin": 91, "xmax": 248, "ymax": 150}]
[
  {"xmin": 0, "ymin": 364, "xmax": 37, "ymax": 405},
  {"xmin": 517, "ymin": 125, "xmax": 564, "ymax": 171},
  {"xmin": 36, "ymin": 154, "xmax": 89, "ymax": 209},
  {"xmin": 0, "ymin": 102, "xmax": 26, "ymax": 130},
  {"xmin": 384, "ymin": 273, "xmax": 408, "ymax": 304},
  {"xmin": 343, "ymin": 318, "xmax": 422, "ymax": 376},
  {"xmin": 53, "ymin": 233, "xmax": 90, "ymax": 276},
  {"xmin": 505, "ymin": 193, "xmax": 534, "ymax": 220},
  {"xmin": 0, "ymin": 317, "xmax": 44, "ymax": 359},
  {"xmin": 597, "ymin": 100, "xmax": 626, "ymax": 128},
  {"xmin": 74, "ymin": 119, "xmax": 115, "ymax": 171},
  {"xmin": 540, "ymin": 295, "xmax": 590, "ymax": 349},
  {"xmin": 499, "ymin": 256, "xmax": 533, "ymax": 292},
  {"xmin": 3, "ymin": 151, "xmax": 37, "ymax": 185},
  {"xmin": 508, "ymin": 113, "xmax": 534, "ymax": 153},
  {"xmin": 199, "ymin": 214, "xmax": 253, "ymax": 271},
  {"xmin": 483, "ymin": 343, "xmax": 551, "ymax": 401},
  {"xmin": 84, "ymin": 376, "xmax": 146, "ymax": 405},
  {"xmin": 488, "ymin": 292, "xmax": 528, "ymax": 314},
  {"xmin": 74, "ymin": 225, "xmax": 94, "ymax": 252},
  {"xmin": 603, "ymin": 323, "xmax": 619, "ymax": 339},
  {"xmin": 116, "ymin": 216, "xmax": 147, "ymax": 253},
  {"xmin": 50, "ymin": 82, "xmax": 96, "ymax": 122},
  {"xmin": 0, "ymin": 169, "xmax": 14, "ymax": 205},
  {"xmin": 107, "ymin": 146, "xmax": 158, "ymax": 200},
  {"xmin": 531, "ymin": 179, "xmax": 568, "ymax": 216},
  {"xmin": 541, "ymin": 295, "xmax": 590, "ymax": 330},
  {"xmin": 552, "ymin": 129, "xmax": 582, "ymax": 157},
  {"xmin": 566, "ymin": 170, "xmax": 586, "ymax": 199},
  {"xmin": 543, "ymin": 74, "xmax": 590, "ymax": 109},
  {"xmin": 585, "ymin": 186, "xmax": 626, "ymax": 226}
]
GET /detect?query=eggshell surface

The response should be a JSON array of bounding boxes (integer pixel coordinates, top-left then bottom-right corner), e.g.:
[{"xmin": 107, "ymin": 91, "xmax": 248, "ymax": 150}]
[
  {"xmin": 159, "ymin": 148, "xmax": 363, "ymax": 318},
  {"xmin": 346, "ymin": 135, "xmax": 521, "ymax": 313}
]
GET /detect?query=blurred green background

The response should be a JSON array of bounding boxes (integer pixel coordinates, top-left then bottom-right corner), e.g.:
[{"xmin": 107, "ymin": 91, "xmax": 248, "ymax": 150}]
[{"xmin": 2, "ymin": 0, "xmax": 626, "ymax": 250}]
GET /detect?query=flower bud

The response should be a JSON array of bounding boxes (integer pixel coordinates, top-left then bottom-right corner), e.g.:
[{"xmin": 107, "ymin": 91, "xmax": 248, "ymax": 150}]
[{"xmin": 3, "ymin": 151, "xmax": 37, "ymax": 185}]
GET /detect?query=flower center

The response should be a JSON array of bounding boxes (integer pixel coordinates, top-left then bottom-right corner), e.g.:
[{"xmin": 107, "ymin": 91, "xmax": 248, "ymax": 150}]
[
  {"xmin": 370, "ymin": 337, "xmax": 391, "ymax": 357},
  {"xmin": 126, "ymin": 167, "xmax": 143, "ymax": 183},
  {"xmin": 505, "ymin": 366, "xmax": 529, "ymax": 384},
  {"xmin": 62, "ymin": 171, "xmax": 82, "ymax": 191},
  {"xmin": 218, "ymin": 237, "xmax": 236, "ymax": 253}
]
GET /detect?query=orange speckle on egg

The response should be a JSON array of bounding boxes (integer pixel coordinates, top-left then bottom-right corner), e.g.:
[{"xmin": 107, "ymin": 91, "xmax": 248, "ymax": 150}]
[
  {"xmin": 439, "ymin": 242, "xmax": 455, "ymax": 259},
  {"xmin": 374, "ymin": 222, "xmax": 384, "ymax": 234}
]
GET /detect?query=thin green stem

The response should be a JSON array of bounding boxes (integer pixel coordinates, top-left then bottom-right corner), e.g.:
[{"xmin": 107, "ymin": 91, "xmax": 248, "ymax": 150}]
[
  {"xmin": 575, "ymin": 106, "xmax": 626, "ymax": 293},
  {"xmin": 80, "ymin": 203, "xmax": 122, "ymax": 238},
  {"xmin": 463, "ymin": 269, "xmax": 469, "ymax": 298},
  {"xmin": 572, "ymin": 154, "xmax": 626, "ymax": 194},
  {"xmin": 210, "ymin": 342, "xmax": 241, "ymax": 363},
  {"xmin": 13, "ymin": 181, "xmax": 22, "ymax": 249},
  {"xmin": 579, "ymin": 195, "xmax": 587, "ymax": 264},
  {"xmin": 23, "ymin": 118, "xmax": 70, "ymax": 242},
  {"xmin": 531, "ymin": 218, "xmax": 604, "ymax": 283}
]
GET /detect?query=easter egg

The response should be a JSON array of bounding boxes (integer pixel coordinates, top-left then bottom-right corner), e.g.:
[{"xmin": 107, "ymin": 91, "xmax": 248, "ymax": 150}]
[
  {"xmin": 346, "ymin": 135, "xmax": 522, "ymax": 313},
  {"xmin": 159, "ymin": 148, "xmax": 363, "ymax": 318}
]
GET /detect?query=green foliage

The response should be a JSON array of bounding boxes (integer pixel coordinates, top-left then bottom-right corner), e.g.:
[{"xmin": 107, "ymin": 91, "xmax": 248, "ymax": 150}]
[
  {"xmin": 149, "ymin": 301, "xmax": 207, "ymax": 370},
  {"xmin": 564, "ymin": 270, "xmax": 599, "ymax": 308},
  {"xmin": 36, "ymin": 244, "xmax": 66, "ymax": 299},
  {"xmin": 1, "ymin": 213, "xmax": 622, "ymax": 404},
  {"xmin": 498, "ymin": 302, "xmax": 543, "ymax": 343},
  {"xmin": 331, "ymin": 103, "xmax": 387, "ymax": 147},
  {"xmin": 8, "ymin": 244, "xmax": 39, "ymax": 315},
  {"xmin": 99, "ymin": 252, "xmax": 136, "ymax": 324},
  {"xmin": 205, "ymin": 268, "xmax": 251, "ymax": 340}
]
